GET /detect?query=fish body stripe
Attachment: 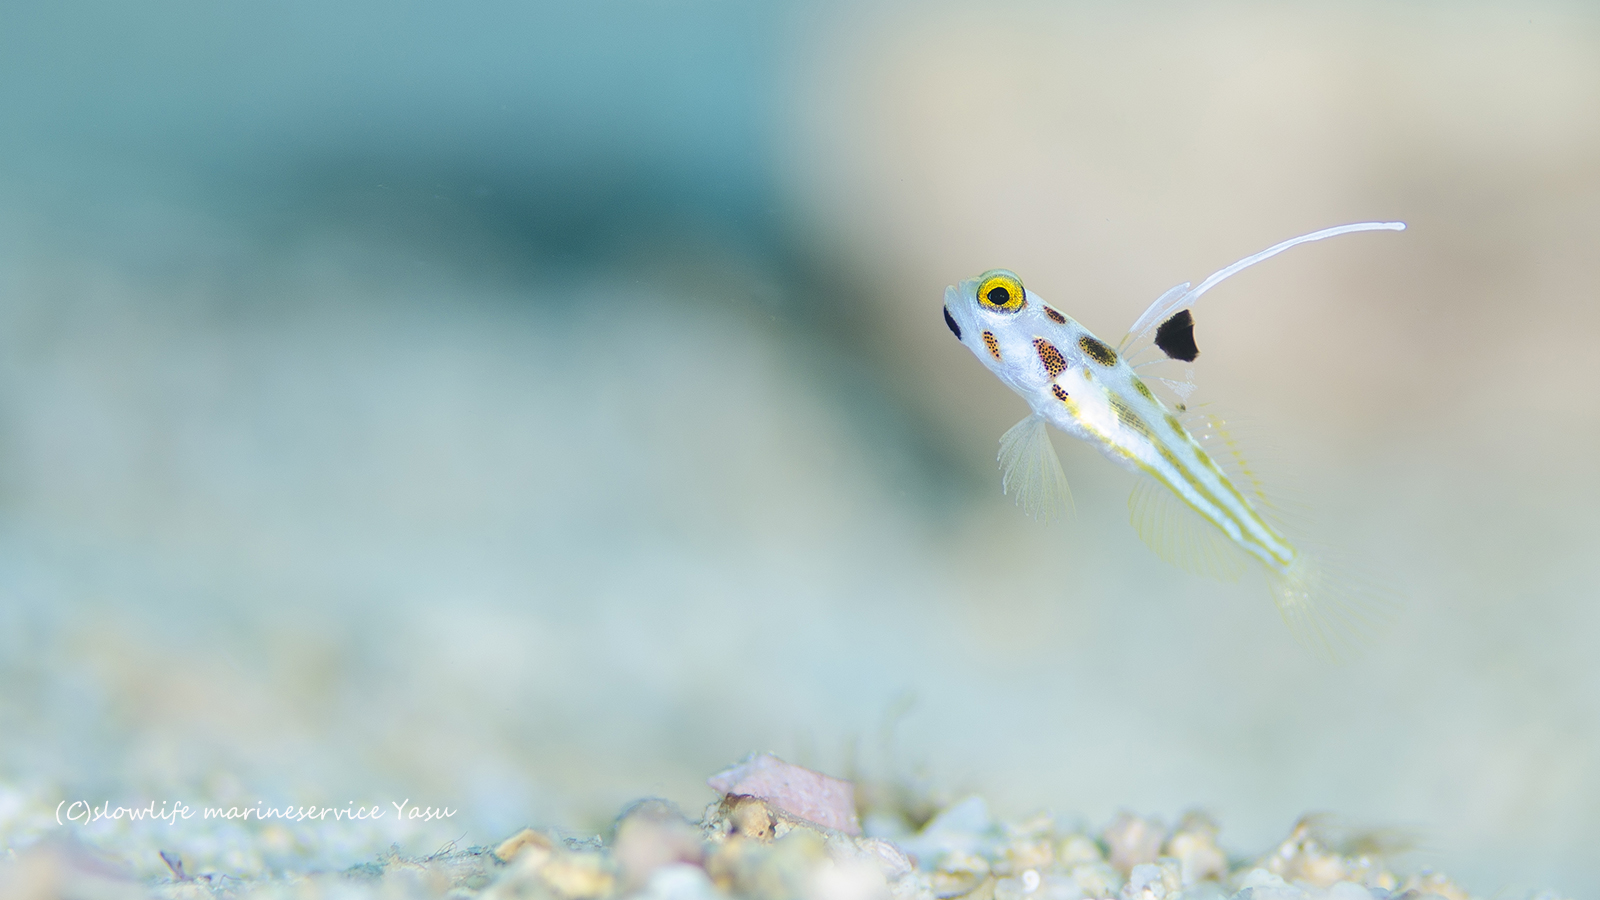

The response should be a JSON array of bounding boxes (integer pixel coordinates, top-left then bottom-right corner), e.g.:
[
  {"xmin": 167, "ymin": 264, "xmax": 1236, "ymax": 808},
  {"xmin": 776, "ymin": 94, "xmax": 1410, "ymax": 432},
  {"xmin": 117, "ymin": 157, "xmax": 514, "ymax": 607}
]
[
  {"xmin": 1136, "ymin": 418, "xmax": 1295, "ymax": 569},
  {"xmin": 1063, "ymin": 386, "xmax": 1294, "ymax": 571}
]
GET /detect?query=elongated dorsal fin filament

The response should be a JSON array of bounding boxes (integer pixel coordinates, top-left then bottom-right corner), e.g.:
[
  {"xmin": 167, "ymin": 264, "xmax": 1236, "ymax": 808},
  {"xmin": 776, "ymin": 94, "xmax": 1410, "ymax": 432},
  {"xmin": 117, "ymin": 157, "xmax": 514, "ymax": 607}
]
[{"xmin": 1124, "ymin": 221, "xmax": 1406, "ymax": 347}]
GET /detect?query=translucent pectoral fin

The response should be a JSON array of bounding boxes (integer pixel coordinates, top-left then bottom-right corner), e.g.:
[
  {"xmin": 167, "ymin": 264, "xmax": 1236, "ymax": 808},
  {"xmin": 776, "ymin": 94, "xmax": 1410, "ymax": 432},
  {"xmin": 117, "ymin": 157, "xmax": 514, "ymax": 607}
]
[
  {"xmin": 997, "ymin": 414, "xmax": 1072, "ymax": 521},
  {"xmin": 1128, "ymin": 476, "xmax": 1250, "ymax": 581}
]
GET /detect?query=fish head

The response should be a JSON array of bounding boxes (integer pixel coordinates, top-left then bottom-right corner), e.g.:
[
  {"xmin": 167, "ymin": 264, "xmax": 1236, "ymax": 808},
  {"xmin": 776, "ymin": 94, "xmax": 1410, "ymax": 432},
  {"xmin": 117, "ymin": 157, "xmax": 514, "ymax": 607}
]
[
  {"xmin": 943, "ymin": 269, "xmax": 1092, "ymax": 388},
  {"xmin": 943, "ymin": 269, "xmax": 1025, "ymax": 343}
]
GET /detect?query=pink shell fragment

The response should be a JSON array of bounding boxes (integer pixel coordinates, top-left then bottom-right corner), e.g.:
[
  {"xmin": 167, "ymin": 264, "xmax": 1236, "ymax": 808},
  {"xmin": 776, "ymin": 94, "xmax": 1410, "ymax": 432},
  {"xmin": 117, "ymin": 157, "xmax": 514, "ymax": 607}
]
[{"xmin": 707, "ymin": 753, "xmax": 861, "ymax": 835}]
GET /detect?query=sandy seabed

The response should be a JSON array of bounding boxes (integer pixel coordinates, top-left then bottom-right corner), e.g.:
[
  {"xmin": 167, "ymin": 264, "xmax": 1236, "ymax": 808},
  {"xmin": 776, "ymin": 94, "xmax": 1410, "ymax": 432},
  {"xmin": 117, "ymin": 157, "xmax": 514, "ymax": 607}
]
[{"xmin": 0, "ymin": 756, "xmax": 1564, "ymax": 900}]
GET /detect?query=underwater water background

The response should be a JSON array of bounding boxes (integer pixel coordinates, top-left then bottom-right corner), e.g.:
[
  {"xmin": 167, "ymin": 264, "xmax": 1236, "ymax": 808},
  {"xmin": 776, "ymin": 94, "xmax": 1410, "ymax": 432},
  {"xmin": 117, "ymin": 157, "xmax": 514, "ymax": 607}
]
[{"xmin": 1, "ymin": 0, "xmax": 1597, "ymax": 895}]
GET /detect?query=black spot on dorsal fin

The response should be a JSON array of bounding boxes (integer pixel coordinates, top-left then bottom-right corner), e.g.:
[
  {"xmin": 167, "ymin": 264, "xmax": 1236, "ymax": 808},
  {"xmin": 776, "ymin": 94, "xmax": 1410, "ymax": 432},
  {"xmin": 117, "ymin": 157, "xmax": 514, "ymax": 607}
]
[{"xmin": 1154, "ymin": 309, "xmax": 1199, "ymax": 362}]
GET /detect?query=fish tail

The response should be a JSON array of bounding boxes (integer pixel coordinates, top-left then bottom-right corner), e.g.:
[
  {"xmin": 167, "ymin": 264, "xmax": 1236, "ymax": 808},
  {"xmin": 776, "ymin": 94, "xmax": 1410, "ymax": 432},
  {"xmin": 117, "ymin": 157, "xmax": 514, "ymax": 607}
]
[{"xmin": 1268, "ymin": 551, "xmax": 1397, "ymax": 662}]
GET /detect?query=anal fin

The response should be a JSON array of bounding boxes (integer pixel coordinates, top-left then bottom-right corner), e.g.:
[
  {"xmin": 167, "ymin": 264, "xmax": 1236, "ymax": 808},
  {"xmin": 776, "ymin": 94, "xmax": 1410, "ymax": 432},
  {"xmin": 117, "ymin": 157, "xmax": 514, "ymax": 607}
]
[{"xmin": 1128, "ymin": 476, "xmax": 1250, "ymax": 581}]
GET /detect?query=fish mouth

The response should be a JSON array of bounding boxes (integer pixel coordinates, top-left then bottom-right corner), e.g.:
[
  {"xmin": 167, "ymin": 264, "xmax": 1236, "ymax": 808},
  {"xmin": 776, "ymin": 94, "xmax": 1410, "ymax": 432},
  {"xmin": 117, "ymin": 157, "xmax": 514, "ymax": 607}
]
[{"xmin": 942, "ymin": 305, "xmax": 962, "ymax": 340}]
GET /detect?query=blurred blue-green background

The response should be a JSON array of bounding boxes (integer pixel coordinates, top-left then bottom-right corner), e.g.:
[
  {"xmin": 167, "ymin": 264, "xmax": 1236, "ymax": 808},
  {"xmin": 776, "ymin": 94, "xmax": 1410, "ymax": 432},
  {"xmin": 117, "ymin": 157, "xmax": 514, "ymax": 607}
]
[{"xmin": 2, "ymin": 1, "xmax": 1597, "ymax": 895}]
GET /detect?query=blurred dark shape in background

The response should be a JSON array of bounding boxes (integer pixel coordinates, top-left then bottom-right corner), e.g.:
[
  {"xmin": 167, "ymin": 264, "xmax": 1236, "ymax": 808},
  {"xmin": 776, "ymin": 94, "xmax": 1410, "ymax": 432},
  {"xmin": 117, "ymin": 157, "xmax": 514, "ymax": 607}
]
[{"xmin": 1, "ymin": 3, "xmax": 783, "ymax": 262}]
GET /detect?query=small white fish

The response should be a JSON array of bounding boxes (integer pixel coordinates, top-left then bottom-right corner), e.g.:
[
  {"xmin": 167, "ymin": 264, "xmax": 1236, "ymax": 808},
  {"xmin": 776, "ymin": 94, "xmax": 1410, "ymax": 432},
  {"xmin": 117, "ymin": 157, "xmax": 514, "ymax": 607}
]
[{"xmin": 942, "ymin": 222, "xmax": 1405, "ymax": 655}]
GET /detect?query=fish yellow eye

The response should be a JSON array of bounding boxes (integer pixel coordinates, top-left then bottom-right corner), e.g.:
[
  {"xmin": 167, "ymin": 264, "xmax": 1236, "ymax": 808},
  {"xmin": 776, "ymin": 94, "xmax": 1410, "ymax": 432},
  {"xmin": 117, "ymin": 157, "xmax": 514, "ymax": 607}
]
[{"xmin": 976, "ymin": 270, "xmax": 1026, "ymax": 313}]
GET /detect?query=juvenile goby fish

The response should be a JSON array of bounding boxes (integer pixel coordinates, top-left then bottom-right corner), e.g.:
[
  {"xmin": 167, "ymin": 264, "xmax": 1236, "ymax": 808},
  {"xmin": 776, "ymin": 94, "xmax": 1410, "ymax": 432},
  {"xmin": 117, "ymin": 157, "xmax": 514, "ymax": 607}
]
[{"xmin": 941, "ymin": 222, "xmax": 1405, "ymax": 655}]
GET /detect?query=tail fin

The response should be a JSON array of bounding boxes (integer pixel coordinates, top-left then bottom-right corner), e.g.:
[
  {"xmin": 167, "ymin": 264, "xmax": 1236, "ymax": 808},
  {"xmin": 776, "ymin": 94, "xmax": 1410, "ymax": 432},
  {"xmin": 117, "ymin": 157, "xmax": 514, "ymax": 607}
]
[{"xmin": 1269, "ymin": 553, "xmax": 1397, "ymax": 662}]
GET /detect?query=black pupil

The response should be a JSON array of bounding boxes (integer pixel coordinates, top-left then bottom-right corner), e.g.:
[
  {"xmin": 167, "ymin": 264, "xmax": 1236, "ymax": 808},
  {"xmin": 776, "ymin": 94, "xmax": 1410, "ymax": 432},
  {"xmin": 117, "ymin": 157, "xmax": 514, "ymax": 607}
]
[{"xmin": 986, "ymin": 286, "xmax": 1010, "ymax": 305}]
